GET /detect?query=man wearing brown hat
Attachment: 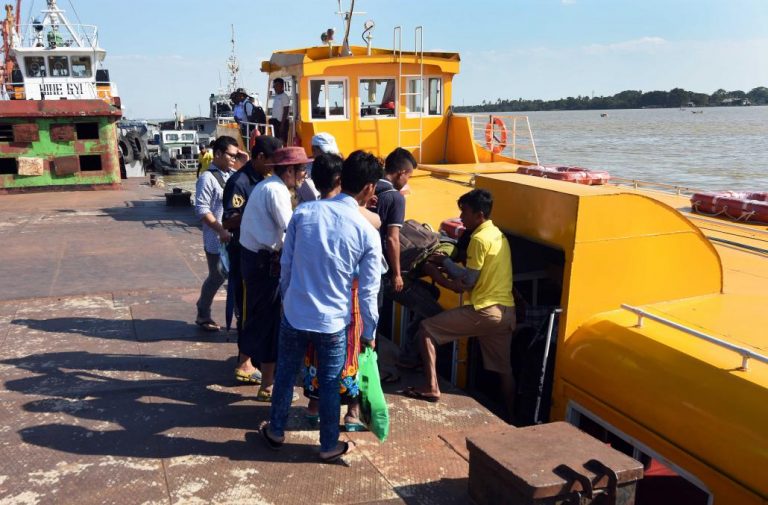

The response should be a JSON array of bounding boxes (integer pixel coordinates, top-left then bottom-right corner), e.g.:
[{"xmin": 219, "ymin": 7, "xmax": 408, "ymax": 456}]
[{"xmin": 238, "ymin": 147, "xmax": 310, "ymax": 401}]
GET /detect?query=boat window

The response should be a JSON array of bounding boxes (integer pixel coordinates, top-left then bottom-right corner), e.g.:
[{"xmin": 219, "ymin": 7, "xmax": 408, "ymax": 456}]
[
  {"xmin": 428, "ymin": 78, "xmax": 442, "ymax": 115},
  {"xmin": 79, "ymin": 154, "xmax": 102, "ymax": 171},
  {"xmin": 48, "ymin": 56, "xmax": 69, "ymax": 77},
  {"xmin": 0, "ymin": 157, "xmax": 17, "ymax": 175},
  {"xmin": 70, "ymin": 56, "xmax": 92, "ymax": 78},
  {"xmin": 75, "ymin": 122, "xmax": 100, "ymax": 140},
  {"xmin": 24, "ymin": 57, "xmax": 46, "ymax": 77},
  {"xmin": 359, "ymin": 78, "xmax": 396, "ymax": 118},
  {"xmin": 406, "ymin": 77, "xmax": 442, "ymax": 116},
  {"xmin": 309, "ymin": 79, "xmax": 348, "ymax": 120},
  {"xmin": 181, "ymin": 133, "xmax": 195, "ymax": 142},
  {"xmin": 165, "ymin": 133, "xmax": 180, "ymax": 142},
  {"xmin": 0, "ymin": 124, "xmax": 14, "ymax": 142}
]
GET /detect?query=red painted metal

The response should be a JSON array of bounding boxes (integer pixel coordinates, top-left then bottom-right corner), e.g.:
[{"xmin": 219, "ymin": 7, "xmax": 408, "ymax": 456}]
[
  {"xmin": 0, "ymin": 100, "xmax": 122, "ymax": 118},
  {"xmin": 12, "ymin": 122, "xmax": 39, "ymax": 142},
  {"xmin": 53, "ymin": 156, "xmax": 79, "ymax": 175},
  {"xmin": 50, "ymin": 124, "xmax": 76, "ymax": 142}
]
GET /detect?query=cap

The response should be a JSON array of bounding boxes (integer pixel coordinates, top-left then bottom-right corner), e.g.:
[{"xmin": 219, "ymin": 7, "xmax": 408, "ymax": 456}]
[{"xmin": 311, "ymin": 132, "xmax": 340, "ymax": 155}]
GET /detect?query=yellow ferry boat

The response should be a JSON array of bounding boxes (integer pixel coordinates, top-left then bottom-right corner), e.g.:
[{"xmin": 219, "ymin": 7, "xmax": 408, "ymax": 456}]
[{"xmin": 254, "ymin": 8, "xmax": 768, "ymax": 504}]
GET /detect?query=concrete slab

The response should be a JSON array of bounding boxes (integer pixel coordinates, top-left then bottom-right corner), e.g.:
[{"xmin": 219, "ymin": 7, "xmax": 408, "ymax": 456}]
[{"xmin": 0, "ymin": 178, "xmax": 513, "ymax": 504}]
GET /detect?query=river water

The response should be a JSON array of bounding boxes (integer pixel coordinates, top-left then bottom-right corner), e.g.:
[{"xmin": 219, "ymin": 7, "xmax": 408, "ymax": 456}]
[{"xmin": 512, "ymin": 106, "xmax": 768, "ymax": 191}]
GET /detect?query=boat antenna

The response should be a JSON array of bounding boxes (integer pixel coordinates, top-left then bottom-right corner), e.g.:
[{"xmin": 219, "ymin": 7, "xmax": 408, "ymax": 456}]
[
  {"xmin": 225, "ymin": 24, "xmax": 239, "ymax": 94},
  {"xmin": 336, "ymin": 0, "xmax": 364, "ymax": 57}
]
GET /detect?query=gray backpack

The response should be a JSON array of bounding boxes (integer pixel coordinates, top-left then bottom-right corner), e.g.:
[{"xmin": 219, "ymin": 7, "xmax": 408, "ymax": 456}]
[{"xmin": 399, "ymin": 220, "xmax": 440, "ymax": 274}]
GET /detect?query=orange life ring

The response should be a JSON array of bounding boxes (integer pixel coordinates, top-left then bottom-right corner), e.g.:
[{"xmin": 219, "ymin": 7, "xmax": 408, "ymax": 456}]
[{"xmin": 484, "ymin": 117, "xmax": 508, "ymax": 154}]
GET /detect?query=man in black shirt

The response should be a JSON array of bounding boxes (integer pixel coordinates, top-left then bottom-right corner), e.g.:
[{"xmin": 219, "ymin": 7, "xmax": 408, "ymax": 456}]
[
  {"xmin": 374, "ymin": 147, "xmax": 416, "ymax": 293},
  {"xmin": 222, "ymin": 135, "xmax": 283, "ymax": 384}
]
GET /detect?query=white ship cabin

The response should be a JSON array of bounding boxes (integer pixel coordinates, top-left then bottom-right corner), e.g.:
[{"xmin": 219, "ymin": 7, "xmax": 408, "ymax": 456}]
[{"xmin": 7, "ymin": 0, "xmax": 119, "ymax": 105}]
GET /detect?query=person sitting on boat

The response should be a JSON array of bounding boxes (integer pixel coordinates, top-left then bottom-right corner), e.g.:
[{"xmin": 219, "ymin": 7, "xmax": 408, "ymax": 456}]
[
  {"xmin": 222, "ymin": 136, "xmax": 283, "ymax": 385},
  {"xmin": 261, "ymin": 150, "xmax": 383, "ymax": 463},
  {"xmin": 404, "ymin": 189, "xmax": 517, "ymax": 419},
  {"xmin": 193, "ymin": 136, "xmax": 244, "ymax": 332},
  {"xmin": 238, "ymin": 147, "xmax": 309, "ymax": 402},
  {"xmin": 269, "ymin": 78, "xmax": 291, "ymax": 144},
  {"xmin": 296, "ymin": 132, "xmax": 341, "ymax": 204}
]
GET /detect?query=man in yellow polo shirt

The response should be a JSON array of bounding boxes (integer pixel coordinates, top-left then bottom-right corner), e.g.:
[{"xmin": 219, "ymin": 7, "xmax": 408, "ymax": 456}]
[{"xmin": 403, "ymin": 188, "xmax": 516, "ymax": 417}]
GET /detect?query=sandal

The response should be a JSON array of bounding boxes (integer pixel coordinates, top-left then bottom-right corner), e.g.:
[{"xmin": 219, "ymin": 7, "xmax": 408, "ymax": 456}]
[
  {"xmin": 259, "ymin": 421, "xmax": 283, "ymax": 451},
  {"xmin": 319, "ymin": 441, "xmax": 354, "ymax": 463},
  {"xmin": 195, "ymin": 319, "xmax": 220, "ymax": 332},
  {"xmin": 401, "ymin": 386, "xmax": 440, "ymax": 403},
  {"xmin": 234, "ymin": 369, "xmax": 263, "ymax": 385},
  {"xmin": 255, "ymin": 388, "xmax": 299, "ymax": 403},
  {"xmin": 344, "ymin": 416, "xmax": 368, "ymax": 432}
]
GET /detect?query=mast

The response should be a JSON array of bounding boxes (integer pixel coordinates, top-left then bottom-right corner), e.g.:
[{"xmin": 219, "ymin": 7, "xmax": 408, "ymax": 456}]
[{"xmin": 225, "ymin": 24, "xmax": 239, "ymax": 94}]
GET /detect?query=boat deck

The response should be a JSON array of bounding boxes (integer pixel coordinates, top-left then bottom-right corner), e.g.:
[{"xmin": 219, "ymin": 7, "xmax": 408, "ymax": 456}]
[{"xmin": 0, "ymin": 179, "xmax": 506, "ymax": 504}]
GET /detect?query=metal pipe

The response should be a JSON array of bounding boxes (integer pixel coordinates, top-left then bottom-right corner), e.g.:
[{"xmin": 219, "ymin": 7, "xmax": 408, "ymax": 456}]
[
  {"xmin": 534, "ymin": 308, "xmax": 562, "ymax": 423},
  {"xmin": 621, "ymin": 304, "xmax": 768, "ymax": 371}
]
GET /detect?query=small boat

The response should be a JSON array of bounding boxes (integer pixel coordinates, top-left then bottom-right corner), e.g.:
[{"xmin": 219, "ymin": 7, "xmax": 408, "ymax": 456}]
[
  {"xmin": 516, "ymin": 165, "xmax": 611, "ymax": 185},
  {"xmin": 691, "ymin": 191, "xmax": 768, "ymax": 223},
  {"xmin": 600, "ymin": 113, "xmax": 608, "ymax": 117}
]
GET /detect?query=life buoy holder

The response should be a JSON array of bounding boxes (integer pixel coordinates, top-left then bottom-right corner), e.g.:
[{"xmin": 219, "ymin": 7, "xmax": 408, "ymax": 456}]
[{"xmin": 484, "ymin": 117, "xmax": 508, "ymax": 154}]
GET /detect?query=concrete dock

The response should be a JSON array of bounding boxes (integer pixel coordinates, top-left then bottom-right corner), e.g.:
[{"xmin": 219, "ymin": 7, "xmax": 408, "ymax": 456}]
[{"xmin": 0, "ymin": 179, "xmax": 506, "ymax": 504}]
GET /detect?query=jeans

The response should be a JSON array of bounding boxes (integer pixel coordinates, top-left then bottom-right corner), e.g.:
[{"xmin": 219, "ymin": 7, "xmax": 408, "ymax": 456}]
[
  {"xmin": 196, "ymin": 252, "xmax": 226, "ymax": 321},
  {"xmin": 270, "ymin": 317, "xmax": 347, "ymax": 452}
]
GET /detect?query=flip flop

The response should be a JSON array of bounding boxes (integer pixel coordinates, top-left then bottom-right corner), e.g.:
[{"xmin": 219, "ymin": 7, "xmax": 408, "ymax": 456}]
[
  {"xmin": 195, "ymin": 319, "xmax": 220, "ymax": 332},
  {"xmin": 255, "ymin": 388, "xmax": 299, "ymax": 403},
  {"xmin": 259, "ymin": 421, "xmax": 283, "ymax": 451},
  {"xmin": 304, "ymin": 413, "xmax": 319, "ymax": 428},
  {"xmin": 319, "ymin": 441, "xmax": 354, "ymax": 463},
  {"xmin": 234, "ymin": 369, "xmax": 263, "ymax": 385},
  {"xmin": 401, "ymin": 386, "xmax": 440, "ymax": 403},
  {"xmin": 380, "ymin": 371, "xmax": 401, "ymax": 384},
  {"xmin": 344, "ymin": 417, "xmax": 368, "ymax": 432}
]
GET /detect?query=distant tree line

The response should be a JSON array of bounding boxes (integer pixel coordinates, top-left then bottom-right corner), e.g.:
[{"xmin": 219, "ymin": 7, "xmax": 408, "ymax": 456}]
[{"xmin": 454, "ymin": 87, "xmax": 768, "ymax": 112}]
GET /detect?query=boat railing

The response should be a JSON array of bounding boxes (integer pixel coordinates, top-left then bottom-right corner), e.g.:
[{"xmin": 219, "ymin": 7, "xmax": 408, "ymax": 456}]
[
  {"xmin": 621, "ymin": 304, "xmax": 768, "ymax": 371},
  {"xmin": 176, "ymin": 159, "xmax": 199, "ymax": 172},
  {"xmin": 610, "ymin": 176, "xmax": 705, "ymax": 196},
  {"xmin": 456, "ymin": 113, "xmax": 540, "ymax": 164},
  {"xmin": 18, "ymin": 23, "xmax": 99, "ymax": 49},
  {"xmin": 217, "ymin": 117, "xmax": 276, "ymax": 146}
]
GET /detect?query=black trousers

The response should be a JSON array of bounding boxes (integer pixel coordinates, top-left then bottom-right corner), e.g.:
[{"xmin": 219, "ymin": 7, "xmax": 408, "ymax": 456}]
[{"xmin": 240, "ymin": 247, "xmax": 281, "ymax": 364}]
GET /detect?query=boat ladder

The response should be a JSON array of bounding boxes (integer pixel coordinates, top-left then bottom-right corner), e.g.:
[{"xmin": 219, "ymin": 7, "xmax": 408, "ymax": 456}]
[{"xmin": 394, "ymin": 26, "xmax": 424, "ymax": 162}]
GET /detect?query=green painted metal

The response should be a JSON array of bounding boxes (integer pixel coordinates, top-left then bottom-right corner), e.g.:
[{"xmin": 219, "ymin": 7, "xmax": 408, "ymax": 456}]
[{"xmin": 0, "ymin": 116, "xmax": 121, "ymax": 190}]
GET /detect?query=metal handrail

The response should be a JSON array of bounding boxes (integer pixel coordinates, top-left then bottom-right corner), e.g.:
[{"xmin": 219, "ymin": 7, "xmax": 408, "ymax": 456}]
[
  {"xmin": 458, "ymin": 113, "xmax": 540, "ymax": 164},
  {"xmin": 621, "ymin": 304, "xmax": 768, "ymax": 371}
]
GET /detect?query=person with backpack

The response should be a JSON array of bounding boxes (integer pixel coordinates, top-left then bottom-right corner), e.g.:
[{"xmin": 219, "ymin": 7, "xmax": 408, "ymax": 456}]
[
  {"xmin": 193, "ymin": 135, "xmax": 246, "ymax": 332},
  {"xmin": 404, "ymin": 189, "xmax": 517, "ymax": 419},
  {"xmin": 231, "ymin": 88, "xmax": 266, "ymax": 140}
]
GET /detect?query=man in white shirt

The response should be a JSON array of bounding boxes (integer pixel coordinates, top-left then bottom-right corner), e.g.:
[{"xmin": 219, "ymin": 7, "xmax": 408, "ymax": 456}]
[
  {"xmin": 269, "ymin": 78, "xmax": 291, "ymax": 144},
  {"xmin": 238, "ymin": 146, "xmax": 309, "ymax": 401}
]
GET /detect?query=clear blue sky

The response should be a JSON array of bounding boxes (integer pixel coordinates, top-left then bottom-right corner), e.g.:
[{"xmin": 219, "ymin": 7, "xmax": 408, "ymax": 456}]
[{"xmin": 33, "ymin": 0, "xmax": 768, "ymax": 118}]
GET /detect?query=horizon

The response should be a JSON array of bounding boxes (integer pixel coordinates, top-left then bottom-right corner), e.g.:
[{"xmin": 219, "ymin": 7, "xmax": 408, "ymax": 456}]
[{"xmin": 21, "ymin": 0, "xmax": 767, "ymax": 119}]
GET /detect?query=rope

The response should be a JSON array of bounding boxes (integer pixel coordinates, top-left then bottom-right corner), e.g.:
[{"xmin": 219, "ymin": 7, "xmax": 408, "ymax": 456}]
[
  {"xmin": 691, "ymin": 201, "xmax": 727, "ymax": 218},
  {"xmin": 67, "ymin": 0, "xmax": 92, "ymax": 47}
]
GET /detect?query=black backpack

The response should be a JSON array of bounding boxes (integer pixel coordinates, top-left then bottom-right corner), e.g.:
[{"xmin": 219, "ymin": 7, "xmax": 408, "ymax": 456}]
[
  {"xmin": 245, "ymin": 101, "xmax": 267, "ymax": 125},
  {"xmin": 399, "ymin": 220, "xmax": 440, "ymax": 274}
]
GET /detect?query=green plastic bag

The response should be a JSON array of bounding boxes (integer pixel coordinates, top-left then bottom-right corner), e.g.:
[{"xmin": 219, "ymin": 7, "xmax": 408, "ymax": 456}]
[{"xmin": 358, "ymin": 347, "xmax": 389, "ymax": 442}]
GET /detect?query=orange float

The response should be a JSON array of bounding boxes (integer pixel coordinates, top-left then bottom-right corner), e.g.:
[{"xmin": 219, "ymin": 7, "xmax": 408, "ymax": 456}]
[
  {"xmin": 484, "ymin": 117, "xmax": 508, "ymax": 154},
  {"xmin": 691, "ymin": 192, "xmax": 768, "ymax": 223},
  {"xmin": 517, "ymin": 165, "xmax": 611, "ymax": 185}
]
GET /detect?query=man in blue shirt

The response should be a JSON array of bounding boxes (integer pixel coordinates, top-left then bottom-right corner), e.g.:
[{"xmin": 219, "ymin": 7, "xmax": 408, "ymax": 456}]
[
  {"xmin": 261, "ymin": 150, "xmax": 383, "ymax": 463},
  {"xmin": 222, "ymin": 136, "xmax": 282, "ymax": 384}
]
